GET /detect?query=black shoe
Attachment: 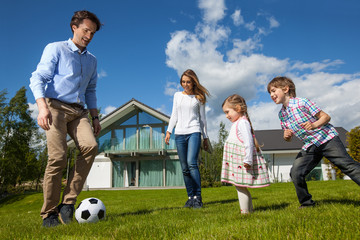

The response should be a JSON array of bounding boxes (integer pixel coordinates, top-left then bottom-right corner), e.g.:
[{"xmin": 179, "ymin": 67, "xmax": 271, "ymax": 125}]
[
  {"xmin": 298, "ymin": 204, "xmax": 315, "ymax": 209},
  {"xmin": 42, "ymin": 213, "xmax": 60, "ymax": 227},
  {"xmin": 193, "ymin": 196, "xmax": 203, "ymax": 209},
  {"xmin": 183, "ymin": 197, "xmax": 194, "ymax": 208},
  {"xmin": 58, "ymin": 203, "xmax": 75, "ymax": 224}
]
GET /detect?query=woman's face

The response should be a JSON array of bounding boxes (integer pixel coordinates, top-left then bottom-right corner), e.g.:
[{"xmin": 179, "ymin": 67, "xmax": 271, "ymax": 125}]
[{"xmin": 181, "ymin": 75, "xmax": 194, "ymax": 94}]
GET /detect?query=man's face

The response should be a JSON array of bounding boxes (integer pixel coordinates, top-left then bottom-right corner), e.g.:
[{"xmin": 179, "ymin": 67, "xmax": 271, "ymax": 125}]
[{"xmin": 72, "ymin": 19, "xmax": 97, "ymax": 51}]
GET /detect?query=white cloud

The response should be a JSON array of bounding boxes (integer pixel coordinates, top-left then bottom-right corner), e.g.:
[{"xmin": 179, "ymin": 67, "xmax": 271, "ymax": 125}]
[
  {"xmin": 198, "ymin": 0, "xmax": 226, "ymax": 24},
  {"xmin": 231, "ymin": 9, "xmax": 244, "ymax": 26},
  {"xmin": 104, "ymin": 105, "xmax": 117, "ymax": 116},
  {"xmin": 268, "ymin": 16, "xmax": 280, "ymax": 29},
  {"xmin": 28, "ymin": 102, "xmax": 39, "ymax": 120},
  {"xmin": 165, "ymin": 1, "xmax": 360, "ymax": 141},
  {"xmin": 98, "ymin": 69, "xmax": 107, "ymax": 79}
]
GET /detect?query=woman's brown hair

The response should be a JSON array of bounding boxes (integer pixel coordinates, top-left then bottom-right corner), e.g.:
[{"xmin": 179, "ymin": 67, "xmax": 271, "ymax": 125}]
[{"xmin": 180, "ymin": 69, "xmax": 210, "ymax": 104}]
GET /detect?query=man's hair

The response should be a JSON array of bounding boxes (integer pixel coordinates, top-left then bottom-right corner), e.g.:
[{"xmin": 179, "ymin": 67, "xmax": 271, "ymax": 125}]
[
  {"xmin": 70, "ymin": 10, "xmax": 102, "ymax": 33},
  {"xmin": 267, "ymin": 76, "xmax": 296, "ymax": 97}
]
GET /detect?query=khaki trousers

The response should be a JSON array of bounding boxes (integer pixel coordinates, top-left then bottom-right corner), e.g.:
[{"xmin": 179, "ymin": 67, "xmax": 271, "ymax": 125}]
[{"xmin": 41, "ymin": 98, "xmax": 98, "ymax": 219}]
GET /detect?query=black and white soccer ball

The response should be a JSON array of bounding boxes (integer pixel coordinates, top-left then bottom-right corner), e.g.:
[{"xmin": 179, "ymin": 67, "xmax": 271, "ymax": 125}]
[{"xmin": 75, "ymin": 197, "xmax": 106, "ymax": 223}]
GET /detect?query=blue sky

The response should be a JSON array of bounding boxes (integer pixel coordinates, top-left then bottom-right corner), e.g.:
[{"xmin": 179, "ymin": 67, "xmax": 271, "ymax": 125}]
[{"xmin": 1, "ymin": 0, "xmax": 360, "ymax": 140}]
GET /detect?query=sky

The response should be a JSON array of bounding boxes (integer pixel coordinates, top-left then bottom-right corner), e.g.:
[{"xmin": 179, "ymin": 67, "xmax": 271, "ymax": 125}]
[{"xmin": 1, "ymin": 0, "xmax": 360, "ymax": 141}]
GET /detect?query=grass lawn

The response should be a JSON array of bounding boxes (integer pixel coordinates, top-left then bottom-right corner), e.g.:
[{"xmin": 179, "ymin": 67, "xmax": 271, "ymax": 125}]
[{"xmin": 0, "ymin": 180, "xmax": 359, "ymax": 239}]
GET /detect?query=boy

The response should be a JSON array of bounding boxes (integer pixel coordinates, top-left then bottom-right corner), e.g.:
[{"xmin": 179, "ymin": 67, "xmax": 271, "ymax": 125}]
[{"xmin": 267, "ymin": 76, "xmax": 360, "ymax": 208}]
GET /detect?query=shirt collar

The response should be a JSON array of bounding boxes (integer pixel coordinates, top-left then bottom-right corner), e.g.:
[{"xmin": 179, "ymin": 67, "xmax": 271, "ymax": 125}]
[
  {"xmin": 281, "ymin": 97, "xmax": 295, "ymax": 111},
  {"xmin": 67, "ymin": 38, "xmax": 88, "ymax": 54}
]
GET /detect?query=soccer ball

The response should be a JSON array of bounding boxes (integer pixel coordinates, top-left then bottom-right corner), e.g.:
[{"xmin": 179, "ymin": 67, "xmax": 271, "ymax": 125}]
[{"xmin": 75, "ymin": 197, "xmax": 106, "ymax": 223}]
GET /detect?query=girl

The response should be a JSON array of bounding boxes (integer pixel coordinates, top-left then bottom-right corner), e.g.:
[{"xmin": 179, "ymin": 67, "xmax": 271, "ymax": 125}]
[
  {"xmin": 221, "ymin": 94, "xmax": 270, "ymax": 214},
  {"xmin": 165, "ymin": 69, "xmax": 210, "ymax": 209}
]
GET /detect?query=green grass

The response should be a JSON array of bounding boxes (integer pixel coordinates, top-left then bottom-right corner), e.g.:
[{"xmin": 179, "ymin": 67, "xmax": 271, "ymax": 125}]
[{"xmin": 0, "ymin": 180, "xmax": 359, "ymax": 239}]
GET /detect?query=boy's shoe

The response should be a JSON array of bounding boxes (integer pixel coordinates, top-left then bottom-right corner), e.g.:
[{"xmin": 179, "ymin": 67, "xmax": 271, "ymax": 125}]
[
  {"xmin": 58, "ymin": 203, "xmax": 75, "ymax": 224},
  {"xmin": 193, "ymin": 196, "xmax": 203, "ymax": 209},
  {"xmin": 183, "ymin": 197, "xmax": 194, "ymax": 208},
  {"xmin": 42, "ymin": 213, "xmax": 60, "ymax": 227}
]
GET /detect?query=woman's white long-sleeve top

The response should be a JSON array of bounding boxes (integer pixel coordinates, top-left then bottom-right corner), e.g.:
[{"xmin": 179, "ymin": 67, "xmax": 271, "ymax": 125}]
[{"xmin": 167, "ymin": 92, "xmax": 208, "ymax": 138}]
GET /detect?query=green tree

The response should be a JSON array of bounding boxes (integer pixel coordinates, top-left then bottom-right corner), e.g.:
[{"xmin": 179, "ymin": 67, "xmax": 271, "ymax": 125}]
[
  {"xmin": 348, "ymin": 126, "xmax": 360, "ymax": 163},
  {"xmin": 200, "ymin": 122, "xmax": 228, "ymax": 187},
  {"xmin": 0, "ymin": 87, "xmax": 38, "ymax": 193}
]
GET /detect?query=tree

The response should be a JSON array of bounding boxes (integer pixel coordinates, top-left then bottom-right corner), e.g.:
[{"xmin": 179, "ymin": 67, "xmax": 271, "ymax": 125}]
[
  {"xmin": 0, "ymin": 87, "xmax": 38, "ymax": 193},
  {"xmin": 200, "ymin": 122, "xmax": 228, "ymax": 187},
  {"xmin": 348, "ymin": 126, "xmax": 360, "ymax": 163}
]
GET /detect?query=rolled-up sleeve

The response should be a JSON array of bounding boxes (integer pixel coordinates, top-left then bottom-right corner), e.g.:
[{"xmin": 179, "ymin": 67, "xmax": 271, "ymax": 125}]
[{"xmin": 29, "ymin": 43, "xmax": 58, "ymax": 100}]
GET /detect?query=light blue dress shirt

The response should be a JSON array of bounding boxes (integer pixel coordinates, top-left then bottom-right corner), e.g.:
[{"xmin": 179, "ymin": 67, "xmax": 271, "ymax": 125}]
[{"xmin": 30, "ymin": 39, "xmax": 98, "ymax": 109}]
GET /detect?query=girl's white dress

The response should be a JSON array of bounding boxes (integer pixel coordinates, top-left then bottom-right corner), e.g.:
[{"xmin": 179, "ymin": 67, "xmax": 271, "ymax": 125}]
[{"xmin": 221, "ymin": 117, "xmax": 270, "ymax": 188}]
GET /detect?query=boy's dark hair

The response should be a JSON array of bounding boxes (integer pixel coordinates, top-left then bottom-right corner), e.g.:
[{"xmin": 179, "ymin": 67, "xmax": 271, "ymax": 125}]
[
  {"xmin": 267, "ymin": 76, "xmax": 296, "ymax": 97},
  {"xmin": 70, "ymin": 10, "xmax": 102, "ymax": 33}
]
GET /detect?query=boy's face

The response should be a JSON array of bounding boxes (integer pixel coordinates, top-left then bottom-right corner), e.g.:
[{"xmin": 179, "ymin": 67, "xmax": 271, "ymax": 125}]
[{"xmin": 269, "ymin": 86, "xmax": 289, "ymax": 105}]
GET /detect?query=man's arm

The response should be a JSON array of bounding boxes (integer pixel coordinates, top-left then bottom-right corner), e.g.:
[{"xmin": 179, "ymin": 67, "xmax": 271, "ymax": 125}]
[
  {"xmin": 89, "ymin": 108, "xmax": 101, "ymax": 136},
  {"xmin": 36, "ymin": 98, "xmax": 52, "ymax": 131}
]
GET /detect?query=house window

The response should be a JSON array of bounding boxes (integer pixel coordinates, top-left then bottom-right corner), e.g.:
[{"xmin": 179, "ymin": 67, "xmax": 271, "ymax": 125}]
[
  {"xmin": 139, "ymin": 160, "xmax": 163, "ymax": 187},
  {"xmin": 166, "ymin": 159, "xmax": 183, "ymax": 186}
]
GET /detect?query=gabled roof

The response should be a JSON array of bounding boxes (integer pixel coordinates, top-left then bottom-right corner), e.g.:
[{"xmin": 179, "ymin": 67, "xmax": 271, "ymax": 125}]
[
  {"xmin": 99, "ymin": 98, "xmax": 170, "ymax": 130},
  {"xmin": 67, "ymin": 98, "xmax": 170, "ymax": 147},
  {"xmin": 254, "ymin": 127, "xmax": 349, "ymax": 152}
]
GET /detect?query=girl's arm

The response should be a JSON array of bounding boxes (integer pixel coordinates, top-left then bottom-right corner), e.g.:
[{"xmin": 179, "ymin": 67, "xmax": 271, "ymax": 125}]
[
  {"xmin": 300, "ymin": 110, "xmax": 331, "ymax": 131},
  {"xmin": 237, "ymin": 120, "xmax": 253, "ymax": 168}
]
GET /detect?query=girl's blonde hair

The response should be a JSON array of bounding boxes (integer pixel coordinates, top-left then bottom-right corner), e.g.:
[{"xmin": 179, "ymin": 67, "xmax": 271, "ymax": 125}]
[
  {"xmin": 222, "ymin": 94, "xmax": 261, "ymax": 152},
  {"xmin": 180, "ymin": 69, "xmax": 210, "ymax": 104}
]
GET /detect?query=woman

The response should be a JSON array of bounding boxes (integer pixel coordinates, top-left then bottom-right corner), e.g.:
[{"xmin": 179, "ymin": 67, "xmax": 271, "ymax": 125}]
[{"xmin": 165, "ymin": 69, "xmax": 210, "ymax": 209}]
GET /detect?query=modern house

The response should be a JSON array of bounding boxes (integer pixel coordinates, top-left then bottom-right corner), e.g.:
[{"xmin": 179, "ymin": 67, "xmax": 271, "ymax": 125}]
[
  {"xmin": 255, "ymin": 128, "xmax": 350, "ymax": 182},
  {"xmin": 68, "ymin": 98, "xmax": 184, "ymax": 189}
]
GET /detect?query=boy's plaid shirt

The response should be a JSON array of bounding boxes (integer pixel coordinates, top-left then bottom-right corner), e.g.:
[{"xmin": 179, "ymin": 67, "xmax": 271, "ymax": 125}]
[{"xmin": 279, "ymin": 97, "xmax": 338, "ymax": 150}]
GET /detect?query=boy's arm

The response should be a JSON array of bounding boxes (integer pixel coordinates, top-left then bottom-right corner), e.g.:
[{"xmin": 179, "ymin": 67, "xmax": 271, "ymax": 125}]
[
  {"xmin": 300, "ymin": 110, "xmax": 331, "ymax": 130},
  {"xmin": 283, "ymin": 129, "xmax": 293, "ymax": 142}
]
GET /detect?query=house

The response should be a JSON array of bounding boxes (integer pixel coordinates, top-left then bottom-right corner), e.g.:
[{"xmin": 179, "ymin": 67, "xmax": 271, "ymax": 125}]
[
  {"xmin": 255, "ymin": 128, "xmax": 350, "ymax": 182},
  {"xmin": 68, "ymin": 98, "xmax": 184, "ymax": 189}
]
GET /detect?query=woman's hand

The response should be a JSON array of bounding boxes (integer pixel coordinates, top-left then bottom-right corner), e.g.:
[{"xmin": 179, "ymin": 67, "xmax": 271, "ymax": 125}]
[{"xmin": 165, "ymin": 131, "xmax": 171, "ymax": 145}]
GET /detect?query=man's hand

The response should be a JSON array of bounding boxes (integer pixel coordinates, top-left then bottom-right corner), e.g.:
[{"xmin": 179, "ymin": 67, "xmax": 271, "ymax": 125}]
[
  {"xmin": 92, "ymin": 118, "xmax": 101, "ymax": 136},
  {"xmin": 36, "ymin": 98, "xmax": 52, "ymax": 130}
]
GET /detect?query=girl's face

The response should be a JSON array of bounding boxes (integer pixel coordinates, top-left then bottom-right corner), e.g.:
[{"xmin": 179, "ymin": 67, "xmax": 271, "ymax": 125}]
[
  {"xmin": 223, "ymin": 102, "xmax": 242, "ymax": 123},
  {"xmin": 181, "ymin": 75, "xmax": 194, "ymax": 94}
]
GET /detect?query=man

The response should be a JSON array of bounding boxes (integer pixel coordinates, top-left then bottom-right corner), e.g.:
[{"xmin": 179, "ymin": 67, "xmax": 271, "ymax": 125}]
[{"xmin": 29, "ymin": 10, "xmax": 102, "ymax": 227}]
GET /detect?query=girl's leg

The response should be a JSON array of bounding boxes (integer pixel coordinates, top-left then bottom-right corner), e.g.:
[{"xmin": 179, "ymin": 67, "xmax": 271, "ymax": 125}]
[{"xmin": 236, "ymin": 186, "xmax": 253, "ymax": 214}]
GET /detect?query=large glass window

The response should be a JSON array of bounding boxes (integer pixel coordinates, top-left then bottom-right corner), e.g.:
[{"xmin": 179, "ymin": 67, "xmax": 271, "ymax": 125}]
[
  {"xmin": 113, "ymin": 161, "xmax": 124, "ymax": 187},
  {"xmin": 166, "ymin": 160, "xmax": 184, "ymax": 186},
  {"xmin": 152, "ymin": 127, "xmax": 163, "ymax": 149},
  {"xmin": 139, "ymin": 160, "xmax": 163, "ymax": 187},
  {"xmin": 125, "ymin": 128, "xmax": 137, "ymax": 150},
  {"xmin": 113, "ymin": 129, "xmax": 124, "ymax": 151},
  {"xmin": 139, "ymin": 112, "xmax": 162, "ymax": 124},
  {"xmin": 97, "ymin": 131, "xmax": 112, "ymax": 152},
  {"xmin": 139, "ymin": 127, "xmax": 150, "ymax": 150}
]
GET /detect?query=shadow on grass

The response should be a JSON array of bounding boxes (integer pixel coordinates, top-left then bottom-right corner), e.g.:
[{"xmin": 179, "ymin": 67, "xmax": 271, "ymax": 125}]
[
  {"xmin": 255, "ymin": 202, "xmax": 290, "ymax": 211},
  {"xmin": 317, "ymin": 199, "xmax": 360, "ymax": 207},
  {"xmin": 0, "ymin": 191, "xmax": 39, "ymax": 206}
]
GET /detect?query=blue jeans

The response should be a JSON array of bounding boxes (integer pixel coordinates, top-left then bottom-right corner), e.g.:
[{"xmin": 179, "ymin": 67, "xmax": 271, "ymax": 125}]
[
  {"xmin": 290, "ymin": 136, "xmax": 360, "ymax": 206},
  {"xmin": 175, "ymin": 132, "xmax": 202, "ymax": 198}
]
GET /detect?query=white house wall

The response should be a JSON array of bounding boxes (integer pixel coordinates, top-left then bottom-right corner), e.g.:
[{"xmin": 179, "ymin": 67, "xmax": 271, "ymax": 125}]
[
  {"xmin": 86, "ymin": 154, "xmax": 112, "ymax": 189},
  {"xmin": 267, "ymin": 153, "xmax": 295, "ymax": 182}
]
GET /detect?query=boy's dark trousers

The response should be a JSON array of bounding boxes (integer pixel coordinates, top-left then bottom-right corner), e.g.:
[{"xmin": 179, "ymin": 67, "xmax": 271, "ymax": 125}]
[{"xmin": 290, "ymin": 136, "xmax": 360, "ymax": 206}]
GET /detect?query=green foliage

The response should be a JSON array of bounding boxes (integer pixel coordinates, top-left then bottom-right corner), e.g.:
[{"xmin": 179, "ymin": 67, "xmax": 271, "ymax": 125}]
[
  {"xmin": 347, "ymin": 126, "xmax": 360, "ymax": 162},
  {"xmin": 200, "ymin": 122, "xmax": 228, "ymax": 187},
  {"xmin": 0, "ymin": 87, "xmax": 44, "ymax": 194},
  {"xmin": 0, "ymin": 181, "xmax": 359, "ymax": 239}
]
